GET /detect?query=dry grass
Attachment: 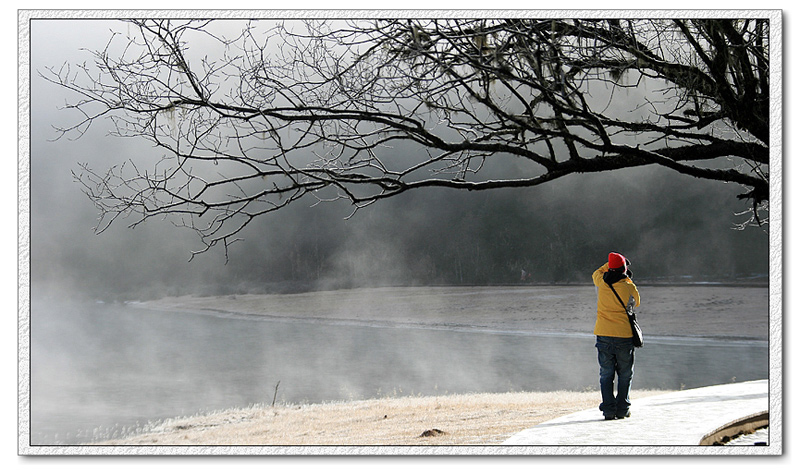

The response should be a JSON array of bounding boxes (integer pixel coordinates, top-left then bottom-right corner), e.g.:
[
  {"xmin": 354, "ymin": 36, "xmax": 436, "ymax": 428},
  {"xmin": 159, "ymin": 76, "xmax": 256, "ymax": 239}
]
[{"xmin": 94, "ymin": 389, "xmax": 672, "ymax": 446}]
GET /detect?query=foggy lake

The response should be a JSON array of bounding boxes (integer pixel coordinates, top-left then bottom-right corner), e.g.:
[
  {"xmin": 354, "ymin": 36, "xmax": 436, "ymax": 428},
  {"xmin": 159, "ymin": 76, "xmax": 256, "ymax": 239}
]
[
  {"xmin": 29, "ymin": 290, "xmax": 768, "ymax": 446},
  {"xmin": 25, "ymin": 17, "xmax": 776, "ymax": 451}
]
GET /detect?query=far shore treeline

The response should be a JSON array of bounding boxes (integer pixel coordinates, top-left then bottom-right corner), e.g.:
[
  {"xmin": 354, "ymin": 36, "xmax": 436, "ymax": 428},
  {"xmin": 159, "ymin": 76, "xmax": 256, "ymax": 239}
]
[{"xmin": 34, "ymin": 164, "xmax": 768, "ymax": 303}]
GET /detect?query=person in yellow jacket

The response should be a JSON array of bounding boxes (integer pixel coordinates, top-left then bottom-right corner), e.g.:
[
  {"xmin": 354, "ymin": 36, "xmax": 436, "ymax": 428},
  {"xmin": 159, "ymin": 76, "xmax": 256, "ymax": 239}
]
[{"xmin": 592, "ymin": 252, "xmax": 641, "ymax": 420}]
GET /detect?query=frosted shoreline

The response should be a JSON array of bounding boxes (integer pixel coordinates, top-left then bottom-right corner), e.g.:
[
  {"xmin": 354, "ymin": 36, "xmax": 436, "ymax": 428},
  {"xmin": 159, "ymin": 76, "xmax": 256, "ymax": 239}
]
[{"xmin": 91, "ymin": 389, "xmax": 674, "ymax": 446}]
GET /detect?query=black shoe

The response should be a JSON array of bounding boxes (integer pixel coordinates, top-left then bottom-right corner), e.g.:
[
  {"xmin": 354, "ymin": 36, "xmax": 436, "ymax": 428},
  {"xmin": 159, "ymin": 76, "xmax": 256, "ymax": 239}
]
[
  {"xmin": 616, "ymin": 411, "xmax": 631, "ymax": 419},
  {"xmin": 604, "ymin": 413, "xmax": 616, "ymax": 421}
]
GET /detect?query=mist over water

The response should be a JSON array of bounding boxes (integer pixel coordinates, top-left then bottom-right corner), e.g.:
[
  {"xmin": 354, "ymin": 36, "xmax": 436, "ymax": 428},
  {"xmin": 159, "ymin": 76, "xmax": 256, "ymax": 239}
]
[{"xmin": 30, "ymin": 292, "xmax": 767, "ymax": 446}]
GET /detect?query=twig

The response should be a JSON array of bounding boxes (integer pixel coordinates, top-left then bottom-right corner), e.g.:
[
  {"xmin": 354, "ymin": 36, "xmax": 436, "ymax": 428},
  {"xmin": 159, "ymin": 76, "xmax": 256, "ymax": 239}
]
[{"xmin": 272, "ymin": 381, "xmax": 281, "ymax": 407}]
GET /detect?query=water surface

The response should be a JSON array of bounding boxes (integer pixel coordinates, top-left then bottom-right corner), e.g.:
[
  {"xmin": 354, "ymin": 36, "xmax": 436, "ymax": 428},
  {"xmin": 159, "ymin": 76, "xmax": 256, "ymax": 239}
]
[{"xmin": 29, "ymin": 295, "xmax": 768, "ymax": 445}]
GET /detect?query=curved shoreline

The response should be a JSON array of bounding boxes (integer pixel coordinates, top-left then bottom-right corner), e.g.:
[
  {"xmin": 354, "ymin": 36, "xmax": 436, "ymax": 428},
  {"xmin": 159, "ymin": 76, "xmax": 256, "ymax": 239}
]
[
  {"xmin": 137, "ymin": 302, "xmax": 768, "ymax": 347},
  {"xmin": 134, "ymin": 285, "xmax": 769, "ymax": 341}
]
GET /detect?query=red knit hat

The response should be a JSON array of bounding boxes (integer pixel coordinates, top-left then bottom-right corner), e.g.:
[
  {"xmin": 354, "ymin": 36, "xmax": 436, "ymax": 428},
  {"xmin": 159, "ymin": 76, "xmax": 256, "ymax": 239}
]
[{"xmin": 608, "ymin": 252, "xmax": 627, "ymax": 271}]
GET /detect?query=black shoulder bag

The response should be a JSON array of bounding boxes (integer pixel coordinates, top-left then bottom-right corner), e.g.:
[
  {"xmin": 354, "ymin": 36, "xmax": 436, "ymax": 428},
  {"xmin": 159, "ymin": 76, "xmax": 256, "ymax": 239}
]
[{"xmin": 607, "ymin": 282, "xmax": 643, "ymax": 348}]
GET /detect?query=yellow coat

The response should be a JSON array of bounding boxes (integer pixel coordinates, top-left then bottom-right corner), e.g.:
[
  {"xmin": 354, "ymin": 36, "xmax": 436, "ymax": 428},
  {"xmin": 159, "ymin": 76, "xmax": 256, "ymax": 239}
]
[{"xmin": 592, "ymin": 262, "xmax": 641, "ymax": 337}]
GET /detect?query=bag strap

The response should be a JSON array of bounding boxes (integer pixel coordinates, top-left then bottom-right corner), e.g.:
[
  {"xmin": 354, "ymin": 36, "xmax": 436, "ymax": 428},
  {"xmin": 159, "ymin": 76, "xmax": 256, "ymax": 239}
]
[{"xmin": 606, "ymin": 280, "xmax": 630, "ymax": 314}]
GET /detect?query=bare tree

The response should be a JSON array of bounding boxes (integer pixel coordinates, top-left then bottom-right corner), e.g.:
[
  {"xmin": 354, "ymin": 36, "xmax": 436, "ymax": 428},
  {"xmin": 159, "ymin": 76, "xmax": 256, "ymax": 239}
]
[{"xmin": 43, "ymin": 17, "xmax": 771, "ymax": 259}]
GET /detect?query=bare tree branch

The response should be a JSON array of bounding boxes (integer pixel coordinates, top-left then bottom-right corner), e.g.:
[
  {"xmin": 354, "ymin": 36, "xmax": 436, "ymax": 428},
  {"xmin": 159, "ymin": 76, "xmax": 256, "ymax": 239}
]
[{"xmin": 42, "ymin": 17, "xmax": 771, "ymax": 258}]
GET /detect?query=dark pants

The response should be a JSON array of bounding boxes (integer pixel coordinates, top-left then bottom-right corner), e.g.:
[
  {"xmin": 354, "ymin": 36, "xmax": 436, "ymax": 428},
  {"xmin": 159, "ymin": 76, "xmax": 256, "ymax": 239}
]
[{"xmin": 595, "ymin": 335, "xmax": 635, "ymax": 418}]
